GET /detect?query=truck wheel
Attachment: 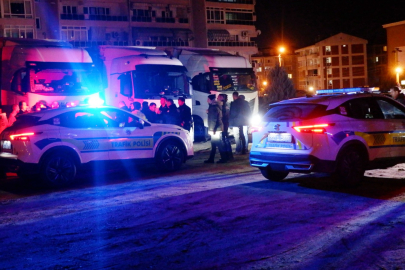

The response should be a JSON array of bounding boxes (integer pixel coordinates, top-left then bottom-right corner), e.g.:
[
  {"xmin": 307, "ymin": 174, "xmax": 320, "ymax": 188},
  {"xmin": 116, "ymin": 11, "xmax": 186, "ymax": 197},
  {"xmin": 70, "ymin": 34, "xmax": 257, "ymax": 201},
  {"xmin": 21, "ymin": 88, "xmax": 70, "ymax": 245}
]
[
  {"xmin": 260, "ymin": 168, "xmax": 289, "ymax": 181},
  {"xmin": 335, "ymin": 146, "xmax": 366, "ymax": 187},
  {"xmin": 156, "ymin": 141, "xmax": 184, "ymax": 172},
  {"xmin": 41, "ymin": 153, "xmax": 77, "ymax": 187}
]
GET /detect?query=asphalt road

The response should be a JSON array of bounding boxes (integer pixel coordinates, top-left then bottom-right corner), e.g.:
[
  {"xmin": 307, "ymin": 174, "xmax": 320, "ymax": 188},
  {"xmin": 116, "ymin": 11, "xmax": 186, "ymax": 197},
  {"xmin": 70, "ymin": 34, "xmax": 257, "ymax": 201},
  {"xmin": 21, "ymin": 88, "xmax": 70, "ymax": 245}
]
[{"xmin": 1, "ymin": 143, "xmax": 405, "ymax": 269}]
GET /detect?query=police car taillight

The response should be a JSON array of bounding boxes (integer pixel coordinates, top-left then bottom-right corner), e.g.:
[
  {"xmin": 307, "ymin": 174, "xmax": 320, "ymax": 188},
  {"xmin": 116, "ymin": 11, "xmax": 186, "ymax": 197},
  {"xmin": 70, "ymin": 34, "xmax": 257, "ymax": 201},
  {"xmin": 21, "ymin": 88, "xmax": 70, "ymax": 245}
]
[
  {"xmin": 251, "ymin": 126, "xmax": 263, "ymax": 133},
  {"xmin": 293, "ymin": 124, "xmax": 328, "ymax": 134},
  {"xmin": 10, "ymin": 132, "xmax": 35, "ymax": 141}
]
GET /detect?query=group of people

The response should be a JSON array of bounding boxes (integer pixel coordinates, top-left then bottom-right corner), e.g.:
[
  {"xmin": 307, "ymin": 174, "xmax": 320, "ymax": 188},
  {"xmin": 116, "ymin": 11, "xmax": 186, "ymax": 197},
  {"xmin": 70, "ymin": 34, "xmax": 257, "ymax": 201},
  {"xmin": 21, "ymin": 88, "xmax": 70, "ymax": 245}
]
[
  {"xmin": 0, "ymin": 101, "xmax": 30, "ymax": 133},
  {"xmin": 118, "ymin": 97, "xmax": 192, "ymax": 131},
  {"xmin": 205, "ymin": 91, "xmax": 251, "ymax": 164}
]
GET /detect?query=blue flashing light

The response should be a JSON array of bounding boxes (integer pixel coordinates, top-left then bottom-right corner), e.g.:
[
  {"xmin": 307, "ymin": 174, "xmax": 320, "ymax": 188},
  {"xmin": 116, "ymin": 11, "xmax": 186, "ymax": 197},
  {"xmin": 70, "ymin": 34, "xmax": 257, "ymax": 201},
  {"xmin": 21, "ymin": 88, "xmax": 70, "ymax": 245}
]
[{"xmin": 316, "ymin": 87, "xmax": 377, "ymax": 95}]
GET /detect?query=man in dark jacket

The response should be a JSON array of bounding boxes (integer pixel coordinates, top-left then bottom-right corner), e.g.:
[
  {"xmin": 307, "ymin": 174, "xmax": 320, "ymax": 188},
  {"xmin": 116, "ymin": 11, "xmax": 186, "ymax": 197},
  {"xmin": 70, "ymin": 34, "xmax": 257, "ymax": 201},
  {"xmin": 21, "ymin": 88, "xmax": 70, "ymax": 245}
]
[
  {"xmin": 178, "ymin": 97, "xmax": 192, "ymax": 131},
  {"xmin": 165, "ymin": 99, "xmax": 181, "ymax": 126},
  {"xmin": 157, "ymin": 96, "xmax": 169, "ymax": 123},
  {"xmin": 229, "ymin": 91, "xmax": 251, "ymax": 154},
  {"xmin": 204, "ymin": 94, "xmax": 227, "ymax": 163},
  {"xmin": 389, "ymin": 86, "xmax": 405, "ymax": 105},
  {"xmin": 217, "ymin": 94, "xmax": 233, "ymax": 161},
  {"xmin": 144, "ymin": 102, "xmax": 158, "ymax": 123}
]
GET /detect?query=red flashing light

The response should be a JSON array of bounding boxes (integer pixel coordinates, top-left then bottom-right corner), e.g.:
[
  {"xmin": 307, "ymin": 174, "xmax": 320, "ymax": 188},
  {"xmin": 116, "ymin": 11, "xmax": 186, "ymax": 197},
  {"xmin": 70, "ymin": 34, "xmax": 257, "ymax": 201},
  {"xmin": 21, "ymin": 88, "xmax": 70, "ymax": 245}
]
[
  {"xmin": 251, "ymin": 126, "xmax": 263, "ymax": 133},
  {"xmin": 293, "ymin": 124, "xmax": 329, "ymax": 134},
  {"xmin": 10, "ymin": 132, "xmax": 35, "ymax": 141}
]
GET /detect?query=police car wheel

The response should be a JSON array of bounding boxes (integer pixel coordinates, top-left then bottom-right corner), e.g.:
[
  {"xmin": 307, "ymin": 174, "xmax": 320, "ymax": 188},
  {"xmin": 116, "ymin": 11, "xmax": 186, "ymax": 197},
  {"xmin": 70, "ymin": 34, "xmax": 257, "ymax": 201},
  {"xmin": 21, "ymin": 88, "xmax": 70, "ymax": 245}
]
[
  {"xmin": 156, "ymin": 141, "xmax": 184, "ymax": 171},
  {"xmin": 41, "ymin": 153, "xmax": 77, "ymax": 187},
  {"xmin": 336, "ymin": 146, "xmax": 366, "ymax": 187},
  {"xmin": 260, "ymin": 168, "xmax": 289, "ymax": 181}
]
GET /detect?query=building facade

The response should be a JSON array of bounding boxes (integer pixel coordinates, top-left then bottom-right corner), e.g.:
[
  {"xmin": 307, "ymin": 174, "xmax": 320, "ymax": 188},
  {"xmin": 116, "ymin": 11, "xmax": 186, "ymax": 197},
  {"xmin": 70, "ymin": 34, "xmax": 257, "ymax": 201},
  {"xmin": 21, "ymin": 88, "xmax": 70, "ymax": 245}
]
[
  {"xmin": 0, "ymin": 0, "xmax": 258, "ymax": 59},
  {"xmin": 367, "ymin": 44, "xmax": 389, "ymax": 89},
  {"xmin": 295, "ymin": 33, "xmax": 368, "ymax": 92},
  {"xmin": 383, "ymin": 20, "xmax": 405, "ymax": 85},
  {"xmin": 251, "ymin": 49, "xmax": 298, "ymax": 96}
]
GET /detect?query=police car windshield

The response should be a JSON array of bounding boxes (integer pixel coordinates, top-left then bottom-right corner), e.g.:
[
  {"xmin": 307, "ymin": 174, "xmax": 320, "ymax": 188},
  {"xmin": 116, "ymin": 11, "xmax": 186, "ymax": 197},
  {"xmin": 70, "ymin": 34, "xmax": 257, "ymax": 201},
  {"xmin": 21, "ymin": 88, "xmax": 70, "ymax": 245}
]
[{"xmin": 265, "ymin": 104, "xmax": 327, "ymax": 121}]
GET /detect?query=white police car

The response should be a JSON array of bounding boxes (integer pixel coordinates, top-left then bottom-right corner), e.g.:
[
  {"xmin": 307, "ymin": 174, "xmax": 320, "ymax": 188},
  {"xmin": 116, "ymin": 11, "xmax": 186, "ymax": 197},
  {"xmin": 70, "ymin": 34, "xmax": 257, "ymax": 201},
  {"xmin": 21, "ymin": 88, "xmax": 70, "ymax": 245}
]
[
  {"xmin": 0, "ymin": 106, "xmax": 193, "ymax": 187},
  {"xmin": 250, "ymin": 87, "xmax": 405, "ymax": 186}
]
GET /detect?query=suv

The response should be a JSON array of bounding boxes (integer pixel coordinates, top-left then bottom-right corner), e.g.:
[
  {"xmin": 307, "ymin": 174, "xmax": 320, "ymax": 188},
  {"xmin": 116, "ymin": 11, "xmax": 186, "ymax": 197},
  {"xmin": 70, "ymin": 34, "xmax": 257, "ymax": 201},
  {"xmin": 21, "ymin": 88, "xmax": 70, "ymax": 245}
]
[
  {"xmin": 0, "ymin": 106, "xmax": 193, "ymax": 187},
  {"xmin": 250, "ymin": 88, "xmax": 405, "ymax": 186}
]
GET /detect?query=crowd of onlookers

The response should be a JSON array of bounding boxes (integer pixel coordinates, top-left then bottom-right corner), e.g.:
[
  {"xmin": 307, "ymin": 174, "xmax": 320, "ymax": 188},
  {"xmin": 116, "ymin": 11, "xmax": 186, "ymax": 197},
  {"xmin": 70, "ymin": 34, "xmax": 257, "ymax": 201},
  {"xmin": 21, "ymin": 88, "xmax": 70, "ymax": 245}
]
[{"xmin": 117, "ymin": 96, "xmax": 192, "ymax": 131}]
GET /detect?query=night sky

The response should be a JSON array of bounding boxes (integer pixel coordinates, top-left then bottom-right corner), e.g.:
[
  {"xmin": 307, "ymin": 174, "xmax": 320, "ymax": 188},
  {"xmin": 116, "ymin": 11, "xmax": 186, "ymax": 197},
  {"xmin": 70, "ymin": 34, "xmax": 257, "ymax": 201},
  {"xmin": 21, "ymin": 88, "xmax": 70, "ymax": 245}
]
[{"xmin": 255, "ymin": 0, "xmax": 405, "ymax": 50}]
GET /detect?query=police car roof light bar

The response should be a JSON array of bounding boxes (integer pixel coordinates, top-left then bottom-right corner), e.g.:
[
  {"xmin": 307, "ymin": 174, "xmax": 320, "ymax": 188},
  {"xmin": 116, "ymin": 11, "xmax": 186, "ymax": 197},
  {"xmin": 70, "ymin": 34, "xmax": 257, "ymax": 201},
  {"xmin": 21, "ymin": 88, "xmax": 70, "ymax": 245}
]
[{"xmin": 316, "ymin": 87, "xmax": 378, "ymax": 95}]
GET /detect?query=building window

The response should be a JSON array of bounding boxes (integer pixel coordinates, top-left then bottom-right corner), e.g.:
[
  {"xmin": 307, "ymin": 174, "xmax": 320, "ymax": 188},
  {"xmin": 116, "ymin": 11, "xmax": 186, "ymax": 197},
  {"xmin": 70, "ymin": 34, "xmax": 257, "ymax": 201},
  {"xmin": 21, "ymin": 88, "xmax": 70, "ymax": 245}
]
[
  {"xmin": 375, "ymin": 56, "xmax": 379, "ymax": 63},
  {"xmin": 84, "ymin": 7, "xmax": 110, "ymax": 15},
  {"xmin": 383, "ymin": 46, "xmax": 387, "ymax": 52},
  {"xmin": 325, "ymin": 46, "xmax": 331, "ymax": 53},
  {"xmin": 225, "ymin": 10, "xmax": 254, "ymax": 25},
  {"xmin": 4, "ymin": 0, "xmax": 33, "ymax": 18},
  {"xmin": 61, "ymin": 26, "xmax": 88, "ymax": 41},
  {"xmin": 4, "ymin": 25, "xmax": 34, "ymax": 38},
  {"xmin": 326, "ymin": 57, "xmax": 331, "ymax": 64},
  {"xmin": 62, "ymin": 6, "xmax": 77, "ymax": 14},
  {"xmin": 35, "ymin": 17, "xmax": 40, "ymax": 29},
  {"xmin": 207, "ymin": 7, "xmax": 224, "ymax": 24},
  {"xmin": 288, "ymin": 74, "xmax": 292, "ymax": 79}
]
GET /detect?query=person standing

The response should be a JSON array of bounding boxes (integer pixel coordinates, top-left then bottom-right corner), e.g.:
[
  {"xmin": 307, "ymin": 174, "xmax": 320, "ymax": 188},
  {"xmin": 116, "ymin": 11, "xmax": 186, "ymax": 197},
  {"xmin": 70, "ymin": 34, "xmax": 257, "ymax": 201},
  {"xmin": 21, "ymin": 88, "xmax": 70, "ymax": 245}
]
[
  {"xmin": 239, "ymin": 94, "xmax": 251, "ymax": 153},
  {"xmin": 18, "ymin": 101, "xmax": 29, "ymax": 115},
  {"xmin": 141, "ymin": 101, "xmax": 149, "ymax": 116},
  {"xmin": 178, "ymin": 97, "xmax": 192, "ymax": 131},
  {"xmin": 204, "ymin": 94, "xmax": 227, "ymax": 163},
  {"xmin": 7, "ymin": 104, "xmax": 19, "ymax": 127},
  {"xmin": 131, "ymin": 101, "xmax": 146, "ymax": 120},
  {"xmin": 229, "ymin": 91, "xmax": 247, "ymax": 154},
  {"xmin": 157, "ymin": 96, "xmax": 169, "ymax": 123},
  {"xmin": 165, "ymin": 99, "xmax": 180, "ymax": 126},
  {"xmin": 118, "ymin": 101, "xmax": 130, "ymax": 112},
  {"xmin": 144, "ymin": 102, "xmax": 158, "ymax": 123},
  {"xmin": 217, "ymin": 94, "xmax": 233, "ymax": 161},
  {"xmin": 389, "ymin": 86, "xmax": 405, "ymax": 105}
]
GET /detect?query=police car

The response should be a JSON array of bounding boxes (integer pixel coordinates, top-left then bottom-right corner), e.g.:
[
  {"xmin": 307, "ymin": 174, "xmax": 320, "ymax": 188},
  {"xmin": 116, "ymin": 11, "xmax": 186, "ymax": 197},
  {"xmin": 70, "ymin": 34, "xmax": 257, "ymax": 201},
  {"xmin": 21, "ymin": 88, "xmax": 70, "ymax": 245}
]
[
  {"xmin": 250, "ymin": 87, "xmax": 405, "ymax": 186},
  {"xmin": 0, "ymin": 106, "xmax": 193, "ymax": 187}
]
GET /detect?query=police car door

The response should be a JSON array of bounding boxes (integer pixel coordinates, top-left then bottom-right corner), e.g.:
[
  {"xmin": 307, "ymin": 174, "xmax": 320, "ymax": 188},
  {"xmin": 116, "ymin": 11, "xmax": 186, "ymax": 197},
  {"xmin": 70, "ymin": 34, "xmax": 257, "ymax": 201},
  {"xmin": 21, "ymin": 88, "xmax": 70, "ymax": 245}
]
[
  {"xmin": 98, "ymin": 108, "xmax": 154, "ymax": 160},
  {"xmin": 374, "ymin": 97, "xmax": 405, "ymax": 158},
  {"xmin": 58, "ymin": 109, "xmax": 109, "ymax": 162},
  {"xmin": 344, "ymin": 97, "xmax": 391, "ymax": 160}
]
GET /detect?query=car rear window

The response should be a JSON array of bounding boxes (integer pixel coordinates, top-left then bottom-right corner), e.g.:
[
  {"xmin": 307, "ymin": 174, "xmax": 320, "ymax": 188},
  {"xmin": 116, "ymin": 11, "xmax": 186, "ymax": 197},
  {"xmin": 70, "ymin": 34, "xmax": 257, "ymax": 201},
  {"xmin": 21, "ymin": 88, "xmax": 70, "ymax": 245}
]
[
  {"xmin": 7, "ymin": 115, "xmax": 41, "ymax": 130},
  {"xmin": 264, "ymin": 104, "xmax": 327, "ymax": 121}
]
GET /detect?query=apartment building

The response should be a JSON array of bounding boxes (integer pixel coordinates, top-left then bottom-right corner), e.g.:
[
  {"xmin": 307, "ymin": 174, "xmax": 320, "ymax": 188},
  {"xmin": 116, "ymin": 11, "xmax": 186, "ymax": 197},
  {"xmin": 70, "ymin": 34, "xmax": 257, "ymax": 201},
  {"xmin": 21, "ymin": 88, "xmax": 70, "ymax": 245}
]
[
  {"xmin": 383, "ymin": 20, "xmax": 405, "ymax": 85},
  {"xmin": 0, "ymin": 0, "xmax": 257, "ymax": 59},
  {"xmin": 367, "ymin": 44, "xmax": 389, "ymax": 88},
  {"xmin": 295, "ymin": 33, "xmax": 368, "ymax": 92},
  {"xmin": 251, "ymin": 49, "xmax": 298, "ymax": 95}
]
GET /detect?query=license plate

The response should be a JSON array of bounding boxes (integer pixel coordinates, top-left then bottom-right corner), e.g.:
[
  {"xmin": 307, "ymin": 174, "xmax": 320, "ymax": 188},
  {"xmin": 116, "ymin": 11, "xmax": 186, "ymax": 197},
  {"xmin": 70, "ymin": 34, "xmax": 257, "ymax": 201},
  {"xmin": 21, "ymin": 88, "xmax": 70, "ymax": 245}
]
[
  {"xmin": 266, "ymin": 143, "xmax": 294, "ymax": 149},
  {"xmin": 268, "ymin": 133, "xmax": 292, "ymax": 143},
  {"xmin": 1, "ymin": 140, "xmax": 11, "ymax": 150}
]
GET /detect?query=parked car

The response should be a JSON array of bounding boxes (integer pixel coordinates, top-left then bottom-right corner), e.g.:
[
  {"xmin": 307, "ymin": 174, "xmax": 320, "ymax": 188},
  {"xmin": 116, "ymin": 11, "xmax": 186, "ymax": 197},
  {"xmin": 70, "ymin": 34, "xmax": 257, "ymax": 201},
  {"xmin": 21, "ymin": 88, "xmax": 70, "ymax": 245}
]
[
  {"xmin": 0, "ymin": 106, "xmax": 193, "ymax": 187},
  {"xmin": 250, "ymin": 87, "xmax": 405, "ymax": 186}
]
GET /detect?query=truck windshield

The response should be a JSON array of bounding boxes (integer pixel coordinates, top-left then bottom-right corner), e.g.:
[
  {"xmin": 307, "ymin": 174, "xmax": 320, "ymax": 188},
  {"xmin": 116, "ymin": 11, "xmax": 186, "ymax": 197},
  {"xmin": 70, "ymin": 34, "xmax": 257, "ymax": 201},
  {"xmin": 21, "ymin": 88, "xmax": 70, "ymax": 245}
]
[
  {"xmin": 13, "ymin": 62, "xmax": 102, "ymax": 95},
  {"xmin": 133, "ymin": 64, "xmax": 189, "ymax": 98},
  {"xmin": 210, "ymin": 68, "xmax": 257, "ymax": 92}
]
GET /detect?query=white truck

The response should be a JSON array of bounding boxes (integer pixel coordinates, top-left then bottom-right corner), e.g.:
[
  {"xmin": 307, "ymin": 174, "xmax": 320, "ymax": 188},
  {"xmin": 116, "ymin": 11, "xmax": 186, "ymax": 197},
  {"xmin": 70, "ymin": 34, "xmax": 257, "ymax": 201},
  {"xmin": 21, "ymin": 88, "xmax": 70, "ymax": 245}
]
[
  {"xmin": 87, "ymin": 46, "xmax": 192, "ymax": 110},
  {"xmin": 173, "ymin": 47, "xmax": 258, "ymax": 140},
  {"xmin": 0, "ymin": 38, "xmax": 103, "ymax": 114}
]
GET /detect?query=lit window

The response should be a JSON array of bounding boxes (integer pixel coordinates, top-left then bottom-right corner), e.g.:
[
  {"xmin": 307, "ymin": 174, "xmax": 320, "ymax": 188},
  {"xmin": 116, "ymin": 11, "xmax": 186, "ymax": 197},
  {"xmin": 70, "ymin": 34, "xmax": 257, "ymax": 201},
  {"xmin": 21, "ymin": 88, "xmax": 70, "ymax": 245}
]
[
  {"xmin": 383, "ymin": 46, "xmax": 387, "ymax": 52},
  {"xmin": 326, "ymin": 57, "xmax": 331, "ymax": 64},
  {"xmin": 376, "ymin": 56, "xmax": 379, "ymax": 63},
  {"xmin": 288, "ymin": 74, "xmax": 292, "ymax": 79},
  {"xmin": 325, "ymin": 46, "xmax": 331, "ymax": 52}
]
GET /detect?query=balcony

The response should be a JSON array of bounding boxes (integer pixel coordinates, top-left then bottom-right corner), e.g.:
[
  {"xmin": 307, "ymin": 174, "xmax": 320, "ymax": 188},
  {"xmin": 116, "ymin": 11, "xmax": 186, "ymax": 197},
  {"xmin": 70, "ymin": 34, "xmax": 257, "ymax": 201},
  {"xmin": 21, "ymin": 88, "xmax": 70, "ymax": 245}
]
[
  {"xmin": 60, "ymin": 14, "xmax": 128, "ymax": 21},
  {"xmin": 208, "ymin": 41, "xmax": 257, "ymax": 47}
]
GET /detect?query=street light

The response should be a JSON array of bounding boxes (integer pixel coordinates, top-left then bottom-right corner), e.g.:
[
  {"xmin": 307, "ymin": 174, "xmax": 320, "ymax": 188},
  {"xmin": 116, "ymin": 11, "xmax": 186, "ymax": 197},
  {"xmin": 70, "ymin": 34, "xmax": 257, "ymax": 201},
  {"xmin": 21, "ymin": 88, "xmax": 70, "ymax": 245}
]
[
  {"xmin": 309, "ymin": 86, "xmax": 314, "ymax": 92},
  {"xmin": 396, "ymin": 67, "xmax": 403, "ymax": 85},
  {"xmin": 278, "ymin": 47, "xmax": 285, "ymax": 66}
]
